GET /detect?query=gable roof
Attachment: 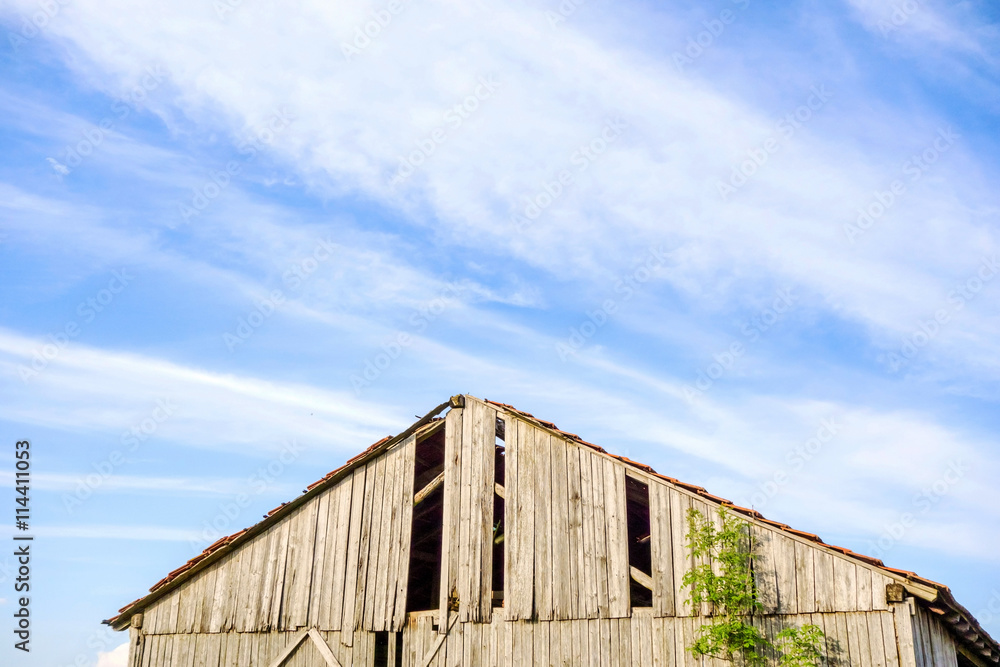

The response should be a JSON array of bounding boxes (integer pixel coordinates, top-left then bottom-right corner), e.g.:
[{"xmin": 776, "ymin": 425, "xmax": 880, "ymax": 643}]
[{"xmin": 105, "ymin": 395, "xmax": 1000, "ymax": 664}]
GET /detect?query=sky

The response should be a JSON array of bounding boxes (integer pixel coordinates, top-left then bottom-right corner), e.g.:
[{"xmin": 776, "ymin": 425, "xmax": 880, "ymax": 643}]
[{"xmin": 0, "ymin": 0, "xmax": 999, "ymax": 664}]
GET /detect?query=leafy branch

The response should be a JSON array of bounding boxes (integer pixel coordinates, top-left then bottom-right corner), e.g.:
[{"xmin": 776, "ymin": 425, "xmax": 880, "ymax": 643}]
[{"xmin": 682, "ymin": 507, "xmax": 824, "ymax": 667}]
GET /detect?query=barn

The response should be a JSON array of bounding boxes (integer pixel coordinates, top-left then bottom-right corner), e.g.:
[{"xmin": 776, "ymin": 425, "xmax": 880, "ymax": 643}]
[{"xmin": 106, "ymin": 394, "xmax": 999, "ymax": 666}]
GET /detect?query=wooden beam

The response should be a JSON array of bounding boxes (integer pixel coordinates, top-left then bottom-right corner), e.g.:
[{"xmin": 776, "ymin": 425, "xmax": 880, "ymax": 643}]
[
  {"xmin": 307, "ymin": 628, "xmax": 344, "ymax": 667},
  {"xmin": 414, "ymin": 471, "xmax": 445, "ymax": 506},
  {"xmin": 419, "ymin": 611, "xmax": 458, "ymax": 667},
  {"xmin": 267, "ymin": 628, "xmax": 309, "ymax": 667},
  {"xmin": 494, "ymin": 482, "xmax": 505, "ymax": 499},
  {"xmin": 631, "ymin": 566, "xmax": 653, "ymax": 592}
]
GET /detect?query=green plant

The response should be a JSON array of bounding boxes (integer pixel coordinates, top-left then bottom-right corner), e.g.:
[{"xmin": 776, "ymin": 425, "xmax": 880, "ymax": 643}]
[{"xmin": 682, "ymin": 507, "xmax": 824, "ymax": 666}]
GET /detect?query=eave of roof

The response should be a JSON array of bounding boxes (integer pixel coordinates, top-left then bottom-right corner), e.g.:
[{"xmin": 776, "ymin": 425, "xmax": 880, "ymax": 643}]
[{"xmin": 104, "ymin": 395, "xmax": 1000, "ymax": 665}]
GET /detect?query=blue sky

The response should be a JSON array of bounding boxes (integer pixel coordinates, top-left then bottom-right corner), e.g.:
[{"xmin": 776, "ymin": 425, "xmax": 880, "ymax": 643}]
[{"xmin": 1, "ymin": 0, "xmax": 999, "ymax": 664}]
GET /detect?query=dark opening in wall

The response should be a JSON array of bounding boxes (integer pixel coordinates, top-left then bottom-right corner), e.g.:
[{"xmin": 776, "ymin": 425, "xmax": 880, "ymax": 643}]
[
  {"xmin": 374, "ymin": 631, "xmax": 389, "ymax": 667},
  {"xmin": 493, "ymin": 417, "xmax": 506, "ymax": 607},
  {"xmin": 395, "ymin": 632, "xmax": 403, "ymax": 667},
  {"xmin": 625, "ymin": 475, "xmax": 653, "ymax": 607},
  {"xmin": 406, "ymin": 426, "xmax": 446, "ymax": 612}
]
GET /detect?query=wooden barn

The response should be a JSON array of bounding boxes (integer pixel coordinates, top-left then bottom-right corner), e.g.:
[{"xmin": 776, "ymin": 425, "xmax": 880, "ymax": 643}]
[{"xmin": 106, "ymin": 394, "xmax": 999, "ymax": 667}]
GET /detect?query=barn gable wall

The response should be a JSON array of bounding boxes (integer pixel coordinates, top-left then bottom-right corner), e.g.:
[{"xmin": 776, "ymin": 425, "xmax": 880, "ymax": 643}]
[{"xmin": 118, "ymin": 394, "xmax": 989, "ymax": 667}]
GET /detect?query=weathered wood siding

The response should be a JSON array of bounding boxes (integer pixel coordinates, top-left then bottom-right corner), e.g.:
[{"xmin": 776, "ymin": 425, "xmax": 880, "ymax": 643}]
[
  {"xmin": 504, "ymin": 414, "xmax": 630, "ymax": 621},
  {"xmin": 438, "ymin": 400, "xmax": 496, "ymax": 625},
  {"xmin": 905, "ymin": 601, "xmax": 959, "ymax": 667},
  {"xmin": 124, "ymin": 395, "xmax": 967, "ymax": 667},
  {"xmin": 128, "ymin": 609, "xmax": 906, "ymax": 666},
  {"xmin": 139, "ymin": 435, "xmax": 416, "ymax": 637},
  {"xmin": 494, "ymin": 396, "xmax": 896, "ymax": 622}
]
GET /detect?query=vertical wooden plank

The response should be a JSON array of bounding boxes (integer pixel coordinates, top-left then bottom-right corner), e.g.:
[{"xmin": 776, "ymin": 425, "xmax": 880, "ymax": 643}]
[
  {"xmin": 208, "ymin": 555, "xmax": 230, "ymax": 632},
  {"xmin": 857, "ymin": 566, "xmax": 874, "ymax": 613},
  {"xmin": 814, "ymin": 551, "xmax": 836, "ymax": 613},
  {"xmin": 458, "ymin": 405, "xmax": 475, "ymax": 623},
  {"xmin": 857, "ymin": 612, "xmax": 875, "ymax": 667},
  {"xmin": 646, "ymin": 612, "xmax": 660, "ymax": 667},
  {"xmin": 649, "ymin": 480, "xmax": 675, "ymax": 617},
  {"xmin": 535, "ymin": 621, "xmax": 550, "ymax": 667},
  {"xmin": 752, "ymin": 525, "xmax": 778, "ymax": 615},
  {"xmin": 604, "ymin": 459, "xmax": 630, "ymax": 618},
  {"xmin": 773, "ymin": 533, "xmax": 798, "ymax": 615},
  {"xmin": 828, "ymin": 614, "xmax": 857, "ymax": 666},
  {"xmin": 392, "ymin": 434, "xmax": 417, "ymax": 629},
  {"xmin": 669, "ymin": 490, "xmax": 693, "ymax": 617},
  {"xmin": 364, "ymin": 451, "xmax": 389, "ymax": 630},
  {"xmin": 650, "ymin": 615, "xmax": 665, "ymax": 667},
  {"xmin": 793, "ymin": 541, "xmax": 817, "ymax": 614},
  {"xmin": 551, "ymin": 435, "xmax": 573, "ymax": 620},
  {"xmin": 331, "ymin": 476, "xmax": 354, "ymax": 631},
  {"xmin": 341, "ymin": 465, "xmax": 368, "ymax": 642},
  {"xmin": 868, "ymin": 612, "xmax": 888, "ymax": 667},
  {"xmin": 590, "ymin": 452, "xmax": 611, "ymax": 618},
  {"xmin": 167, "ymin": 576, "xmax": 182, "ymax": 632},
  {"xmin": 882, "ymin": 611, "xmax": 900, "ymax": 667},
  {"xmin": 535, "ymin": 426, "xmax": 555, "ymax": 621},
  {"xmin": 618, "ymin": 617, "xmax": 632, "ymax": 667},
  {"xmin": 600, "ymin": 618, "xmax": 613, "ymax": 667},
  {"xmin": 566, "ymin": 444, "xmax": 586, "ymax": 621},
  {"xmin": 808, "ymin": 613, "xmax": 829, "ymax": 667},
  {"xmin": 502, "ymin": 415, "xmax": 519, "ymax": 621},
  {"xmin": 444, "ymin": 410, "xmax": 469, "ymax": 625},
  {"xmin": 503, "ymin": 616, "xmax": 514, "ymax": 667},
  {"xmin": 629, "ymin": 615, "xmax": 641, "ymax": 667},
  {"xmin": 872, "ymin": 574, "xmax": 889, "ymax": 612},
  {"xmin": 587, "ymin": 618, "xmax": 601, "ymax": 667},
  {"xmin": 376, "ymin": 444, "xmax": 401, "ymax": 631},
  {"xmin": 237, "ymin": 533, "xmax": 265, "ymax": 632},
  {"xmin": 478, "ymin": 402, "xmax": 496, "ymax": 623},
  {"xmin": 894, "ymin": 600, "xmax": 918, "ymax": 667},
  {"xmin": 833, "ymin": 558, "xmax": 858, "ymax": 611},
  {"xmin": 580, "ymin": 447, "xmax": 599, "ymax": 619},
  {"xmin": 353, "ymin": 461, "xmax": 378, "ymax": 630},
  {"xmin": 317, "ymin": 487, "xmax": 341, "ymax": 630},
  {"xmin": 846, "ymin": 613, "xmax": 863, "ymax": 667}
]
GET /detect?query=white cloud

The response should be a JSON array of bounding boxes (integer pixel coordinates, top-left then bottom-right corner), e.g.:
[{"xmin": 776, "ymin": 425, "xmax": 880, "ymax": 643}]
[
  {"xmin": 97, "ymin": 642, "xmax": 130, "ymax": 667},
  {"xmin": 0, "ymin": 327, "xmax": 404, "ymax": 454},
  {"xmin": 7, "ymin": 0, "xmax": 998, "ymax": 388}
]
